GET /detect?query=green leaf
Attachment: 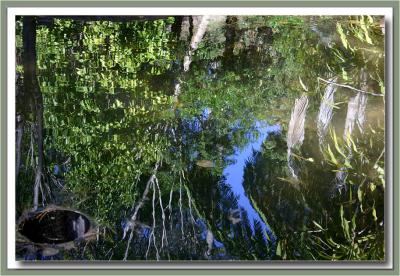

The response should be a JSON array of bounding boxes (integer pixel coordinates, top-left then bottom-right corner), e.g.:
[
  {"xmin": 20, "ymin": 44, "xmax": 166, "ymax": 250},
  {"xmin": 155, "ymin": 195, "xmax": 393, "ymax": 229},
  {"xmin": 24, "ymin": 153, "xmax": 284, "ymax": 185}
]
[
  {"xmin": 312, "ymin": 221, "xmax": 324, "ymax": 230},
  {"xmin": 340, "ymin": 205, "xmax": 351, "ymax": 241},
  {"xmin": 298, "ymin": 76, "xmax": 308, "ymax": 91},
  {"xmin": 332, "ymin": 130, "xmax": 347, "ymax": 159},
  {"xmin": 360, "ymin": 16, "xmax": 373, "ymax": 44},
  {"xmin": 357, "ymin": 186, "xmax": 363, "ymax": 203},
  {"xmin": 327, "ymin": 145, "xmax": 339, "ymax": 165},
  {"xmin": 336, "ymin": 22, "xmax": 348, "ymax": 49},
  {"xmin": 342, "ymin": 68, "xmax": 349, "ymax": 81},
  {"xmin": 276, "ymin": 241, "xmax": 282, "ymax": 257},
  {"xmin": 372, "ymin": 205, "xmax": 378, "ymax": 221}
]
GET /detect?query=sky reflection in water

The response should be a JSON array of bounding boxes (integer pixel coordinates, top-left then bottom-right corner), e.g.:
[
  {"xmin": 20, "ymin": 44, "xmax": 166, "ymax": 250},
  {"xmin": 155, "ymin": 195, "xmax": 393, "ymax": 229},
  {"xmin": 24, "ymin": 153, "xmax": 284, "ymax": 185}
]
[{"xmin": 223, "ymin": 121, "xmax": 281, "ymax": 242}]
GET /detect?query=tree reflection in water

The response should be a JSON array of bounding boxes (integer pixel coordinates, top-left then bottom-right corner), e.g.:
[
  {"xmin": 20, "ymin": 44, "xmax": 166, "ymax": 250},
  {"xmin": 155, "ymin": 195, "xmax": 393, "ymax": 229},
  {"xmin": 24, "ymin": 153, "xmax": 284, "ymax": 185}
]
[{"xmin": 15, "ymin": 15, "xmax": 385, "ymax": 261}]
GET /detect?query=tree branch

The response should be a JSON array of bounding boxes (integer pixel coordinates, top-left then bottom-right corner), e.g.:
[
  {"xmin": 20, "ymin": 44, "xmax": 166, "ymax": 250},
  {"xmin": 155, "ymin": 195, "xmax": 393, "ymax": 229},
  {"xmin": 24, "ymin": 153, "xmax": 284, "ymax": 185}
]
[
  {"xmin": 130, "ymin": 163, "xmax": 159, "ymax": 222},
  {"xmin": 318, "ymin": 77, "xmax": 383, "ymax": 97},
  {"xmin": 123, "ymin": 163, "xmax": 159, "ymax": 261}
]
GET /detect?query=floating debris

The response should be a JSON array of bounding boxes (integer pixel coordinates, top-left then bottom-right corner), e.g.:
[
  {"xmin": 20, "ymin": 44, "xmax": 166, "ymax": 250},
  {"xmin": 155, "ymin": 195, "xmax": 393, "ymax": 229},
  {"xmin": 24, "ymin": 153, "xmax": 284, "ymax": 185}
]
[
  {"xmin": 196, "ymin": 160, "xmax": 215, "ymax": 168},
  {"xmin": 41, "ymin": 247, "xmax": 60, "ymax": 257}
]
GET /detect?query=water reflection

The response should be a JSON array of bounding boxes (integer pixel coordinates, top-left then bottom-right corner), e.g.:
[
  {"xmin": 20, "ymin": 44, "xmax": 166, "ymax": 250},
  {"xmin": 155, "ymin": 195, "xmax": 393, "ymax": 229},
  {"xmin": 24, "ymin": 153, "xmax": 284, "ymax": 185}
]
[
  {"xmin": 224, "ymin": 122, "xmax": 280, "ymax": 240},
  {"xmin": 15, "ymin": 15, "xmax": 385, "ymax": 261}
]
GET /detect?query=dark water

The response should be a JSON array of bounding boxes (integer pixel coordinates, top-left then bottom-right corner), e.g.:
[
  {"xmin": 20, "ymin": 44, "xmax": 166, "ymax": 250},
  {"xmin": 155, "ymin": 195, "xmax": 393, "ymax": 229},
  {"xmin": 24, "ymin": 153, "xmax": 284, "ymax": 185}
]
[{"xmin": 15, "ymin": 15, "xmax": 385, "ymax": 261}]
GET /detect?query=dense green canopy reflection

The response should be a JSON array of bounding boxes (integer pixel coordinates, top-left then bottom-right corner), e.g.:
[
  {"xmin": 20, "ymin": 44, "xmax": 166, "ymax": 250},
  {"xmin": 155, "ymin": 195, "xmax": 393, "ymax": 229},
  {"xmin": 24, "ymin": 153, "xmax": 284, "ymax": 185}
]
[{"xmin": 16, "ymin": 15, "xmax": 385, "ymax": 261}]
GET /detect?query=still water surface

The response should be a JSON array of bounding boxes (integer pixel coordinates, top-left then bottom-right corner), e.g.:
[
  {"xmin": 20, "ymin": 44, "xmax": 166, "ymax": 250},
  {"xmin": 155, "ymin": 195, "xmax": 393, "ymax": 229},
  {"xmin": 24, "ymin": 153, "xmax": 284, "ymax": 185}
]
[{"xmin": 15, "ymin": 15, "xmax": 385, "ymax": 261}]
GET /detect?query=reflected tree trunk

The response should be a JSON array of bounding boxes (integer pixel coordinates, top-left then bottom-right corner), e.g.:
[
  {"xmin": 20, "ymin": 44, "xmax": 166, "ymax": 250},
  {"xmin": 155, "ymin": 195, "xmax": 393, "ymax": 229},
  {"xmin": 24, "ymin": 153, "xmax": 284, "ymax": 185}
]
[
  {"xmin": 189, "ymin": 16, "xmax": 210, "ymax": 50},
  {"xmin": 287, "ymin": 95, "xmax": 309, "ymax": 178},
  {"xmin": 183, "ymin": 16, "xmax": 210, "ymax": 72},
  {"xmin": 15, "ymin": 114, "xmax": 24, "ymax": 180},
  {"xmin": 23, "ymin": 16, "xmax": 44, "ymax": 211},
  {"xmin": 179, "ymin": 16, "xmax": 190, "ymax": 42},
  {"xmin": 15, "ymin": 72, "xmax": 25, "ymax": 181},
  {"xmin": 317, "ymin": 76, "xmax": 338, "ymax": 148},
  {"xmin": 223, "ymin": 16, "xmax": 238, "ymax": 69},
  {"xmin": 171, "ymin": 16, "xmax": 183, "ymax": 39},
  {"xmin": 188, "ymin": 16, "xmax": 194, "ymax": 41}
]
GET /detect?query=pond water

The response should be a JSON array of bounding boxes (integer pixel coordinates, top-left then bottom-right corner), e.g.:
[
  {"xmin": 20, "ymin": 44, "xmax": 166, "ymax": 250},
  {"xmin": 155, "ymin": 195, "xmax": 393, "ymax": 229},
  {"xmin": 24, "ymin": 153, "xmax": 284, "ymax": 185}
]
[
  {"xmin": 15, "ymin": 15, "xmax": 385, "ymax": 261},
  {"xmin": 223, "ymin": 122, "xmax": 280, "ymax": 239}
]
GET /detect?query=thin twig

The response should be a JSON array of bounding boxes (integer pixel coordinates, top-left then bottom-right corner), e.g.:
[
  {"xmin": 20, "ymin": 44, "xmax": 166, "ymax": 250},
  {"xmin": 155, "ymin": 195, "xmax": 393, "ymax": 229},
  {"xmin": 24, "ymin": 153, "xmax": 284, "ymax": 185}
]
[
  {"xmin": 373, "ymin": 148, "xmax": 385, "ymax": 168},
  {"xmin": 152, "ymin": 181, "xmax": 160, "ymax": 260},
  {"xmin": 146, "ymin": 182, "xmax": 160, "ymax": 260},
  {"xmin": 123, "ymin": 231, "xmax": 134, "ymax": 261},
  {"xmin": 81, "ymin": 241, "xmax": 88, "ymax": 259},
  {"xmin": 130, "ymin": 174, "xmax": 141, "ymax": 212},
  {"xmin": 123, "ymin": 162, "xmax": 159, "ymax": 261},
  {"xmin": 179, "ymin": 172, "xmax": 184, "ymax": 239},
  {"xmin": 43, "ymin": 177, "xmax": 53, "ymax": 202},
  {"xmin": 16, "ymin": 114, "xmax": 24, "ymax": 181},
  {"xmin": 39, "ymin": 180, "xmax": 45, "ymax": 207},
  {"xmin": 187, "ymin": 191, "xmax": 198, "ymax": 246},
  {"xmin": 183, "ymin": 172, "xmax": 197, "ymax": 242},
  {"xmin": 318, "ymin": 77, "xmax": 383, "ymax": 97},
  {"xmin": 168, "ymin": 185, "xmax": 174, "ymax": 229},
  {"xmin": 33, "ymin": 170, "xmax": 41, "ymax": 210},
  {"xmin": 130, "ymin": 163, "xmax": 159, "ymax": 222},
  {"xmin": 145, "ymin": 230, "xmax": 152, "ymax": 260},
  {"xmin": 155, "ymin": 177, "xmax": 168, "ymax": 249},
  {"xmin": 29, "ymin": 124, "xmax": 34, "ymax": 167}
]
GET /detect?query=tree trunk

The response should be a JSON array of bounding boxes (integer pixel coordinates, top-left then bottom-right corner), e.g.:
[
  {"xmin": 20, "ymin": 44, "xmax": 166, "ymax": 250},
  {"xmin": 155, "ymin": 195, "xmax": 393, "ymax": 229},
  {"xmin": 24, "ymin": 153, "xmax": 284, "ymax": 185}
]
[
  {"xmin": 15, "ymin": 114, "xmax": 24, "ymax": 181},
  {"xmin": 171, "ymin": 16, "xmax": 183, "ymax": 39},
  {"xmin": 223, "ymin": 16, "xmax": 238, "ymax": 69},
  {"xmin": 23, "ymin": 16, "xmax": 44, "ymax": 211}
]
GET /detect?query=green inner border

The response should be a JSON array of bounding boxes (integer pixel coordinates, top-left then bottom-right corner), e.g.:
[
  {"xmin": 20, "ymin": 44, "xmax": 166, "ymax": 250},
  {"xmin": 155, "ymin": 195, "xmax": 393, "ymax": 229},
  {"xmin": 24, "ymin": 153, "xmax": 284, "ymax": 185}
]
[{"xmin": 1, "ymin": 1, "xmax": 398, "ymax": 275}]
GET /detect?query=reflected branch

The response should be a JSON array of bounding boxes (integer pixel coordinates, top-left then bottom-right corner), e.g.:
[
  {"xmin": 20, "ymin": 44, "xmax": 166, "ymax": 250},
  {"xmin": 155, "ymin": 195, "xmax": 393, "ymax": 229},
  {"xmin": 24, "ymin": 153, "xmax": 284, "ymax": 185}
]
[{"xmin": 318, "ymin": 77, "xmax": 383, "ymax": 97}]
